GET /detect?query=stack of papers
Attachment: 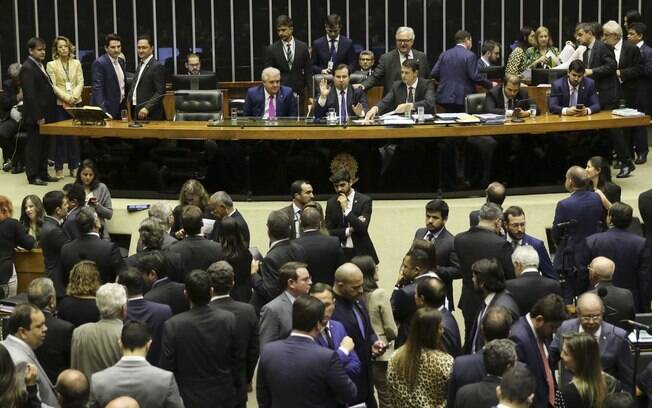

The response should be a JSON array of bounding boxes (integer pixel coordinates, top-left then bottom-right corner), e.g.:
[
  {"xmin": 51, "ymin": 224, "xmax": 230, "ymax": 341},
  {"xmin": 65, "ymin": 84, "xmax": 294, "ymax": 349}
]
[
  {"xmin": 612, "ymin": 108, "xmax": 645, "ymax": 117},
  {"xmin": 456, "ymin": 114, "xmax": 481, "ymax": 124},
  {"xmin": 474, "ymin": 113, "xmax": 505, "ymax": 121},
  {"xmin": 381, "ymin": 115, "xmax": 414, "ymax": 125}
]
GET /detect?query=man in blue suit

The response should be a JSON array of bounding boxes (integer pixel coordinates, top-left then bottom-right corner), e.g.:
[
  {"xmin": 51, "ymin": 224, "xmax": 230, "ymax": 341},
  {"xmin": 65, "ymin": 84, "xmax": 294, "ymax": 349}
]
[
  {"xmin": 311, "ymin": 14, "xmax": 356, "ymax": 75},
  {"xmin": 509, "ymin": 294, "xmax": 566, "ymax": 408},
  {"xmin": 257, "ymin": 295, "xmax": 358, "ymax": 408},
  {"xmin": 549, "ymin": 293, "xmax": 634, "ymax": 393},
  {"xmin": 243, "ymin": 67, "xmax": 298, "ymax": 118},
  {"xmin": 627, "ymin": 22, "xmax": 652, "ymax": 163},
  {"xmin": 314, "ymin": 64, "xmax": 368, "ymax": 120},
  {"xmin": 91, "ymin": 33, "xmax": 126, "ymax": 120},
  {"xmin": 310, "ymin": 283, "xmax": 361, "ymax": 377},
  {"xmin": 415, "ymin": 277, "xmax": 462, "ymax": 357},
  {"xmin": 576, "ymin": 202, "xmax": 651, "ymax": 312},
  {"xmin": 503, "ymin": 206, "xmax": 555, "ymax": 279},
  {"xmin": 551, "ymin": 166, "xmax": 604, "ymax": 299},
  {"xmin": 549, "ymin": 60, "xmax": 601, "ymax": 115}
]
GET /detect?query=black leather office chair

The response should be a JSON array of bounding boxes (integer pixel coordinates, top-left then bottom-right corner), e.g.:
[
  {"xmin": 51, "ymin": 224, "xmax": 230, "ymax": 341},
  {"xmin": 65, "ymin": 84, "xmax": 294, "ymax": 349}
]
[
  {"xmin": 174, "ymin": 90, "xmax": 223, "ymax": 121},
  {"xmin": 464, "ymin": 93, "xmax": 487, "ymax": 114}
]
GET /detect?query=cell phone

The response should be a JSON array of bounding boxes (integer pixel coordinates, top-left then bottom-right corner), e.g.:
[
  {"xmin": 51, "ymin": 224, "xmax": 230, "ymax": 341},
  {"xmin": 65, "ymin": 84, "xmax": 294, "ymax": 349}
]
[
  {"xmin": 513, "ymin": 107, "xmax": 522, "ymax": 114},
  {"xmin": 576, "ymin": 104, "xmax": 585, "ymax": 110},
  {"xmin": 87, "ymin": 197, "xmax": 97, "ymax": 205}
]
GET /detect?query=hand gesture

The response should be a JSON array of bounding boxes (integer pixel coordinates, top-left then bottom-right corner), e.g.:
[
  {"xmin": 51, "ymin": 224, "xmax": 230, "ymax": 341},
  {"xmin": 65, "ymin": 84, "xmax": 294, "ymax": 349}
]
[
  {"xmin": 371, "ymin": 340, "xmax": 387, "ymax": 357},
  {"xmin": 174, "ymin": 228, "xmax": 186, "ymax": 240},
  {"xmin": 394, "ymin": 103, "xmax": 412, "ymax": 114},
  {"xmin": 340, "ymin": 336, "xmax": 355, "ymax": 352},
  {"xmin": 352, "ymin": 103, "xmax": 365, "ymax": 118},
  {"xmin": 337, "ymin": 193, "xmax": 348, "ymax": 210},
  {"xmin": 24, "ymin": 363, "xmax": 37, "ymax": 386},
  {"xmin": 319, "ymin": 79, "xmax": 330, "ymax": 98},
  {"xmin": 138, "ymin": 107, "xmax": 149, "ymax": 120},
  {"xmin": 365, "ymin": 106, "xmax": 378, "ymax": 120}
]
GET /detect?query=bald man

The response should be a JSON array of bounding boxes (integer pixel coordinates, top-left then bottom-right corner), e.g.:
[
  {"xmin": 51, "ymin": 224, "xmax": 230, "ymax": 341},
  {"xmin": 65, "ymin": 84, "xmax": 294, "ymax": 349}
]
[
  {"xmin": 106, "ymin": 396, "xmax": 140, "ymax": 408},
  {"xmin": 332, "ymin": 263, "xmax": 385, "ymax": 408},
  {"xmin": 587, "ymin": 256, "xmax": 636, "ymax": 329},
  {"xmin": 55, "ymin": 369, "xmax": 89, "ymax": 408},
  {"xmin": 549, "ymin": 293, "xmax": 633, "ymax": 393},
  {"xmin": 551, "ymin": 166, "xmax": 603, "ymax": 301}
]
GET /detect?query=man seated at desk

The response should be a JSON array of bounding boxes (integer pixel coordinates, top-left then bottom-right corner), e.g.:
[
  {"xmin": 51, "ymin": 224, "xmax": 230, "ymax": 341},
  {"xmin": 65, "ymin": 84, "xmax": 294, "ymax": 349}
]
[
  {"xmin": 185, "ymin": 53, "xmax": 213, "ymax": 76},
  {"xmin": 549, "ymin": 60, "xmax": 601, "ymax": 116},
  {"xmin": 485, "ymin": 73, "xmax": 531, "ymax": 118},
  {"xmin": 243, "ymin": 67, "xmax": 298, "ymax": 118},
  {"xmin": 364, "ymin": 59, "xmax": 435, "ymax": 119},
  {"xmin": 314, "ymin": 64, "xmax": 367, "ymax": 120}
]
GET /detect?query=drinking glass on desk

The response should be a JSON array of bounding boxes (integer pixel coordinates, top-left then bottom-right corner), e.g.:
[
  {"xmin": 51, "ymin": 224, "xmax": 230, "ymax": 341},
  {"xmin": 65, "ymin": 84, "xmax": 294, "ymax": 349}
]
[
  {"xmin": 230, "ymin": 107, "xmax": 238, "ymax": 121},
  {"xmin": 120, "ymin": 109, "xmax": 128, "ymax": 121},
  {"xmin": 529, "ymin": 104, "xmax": 537, "ymax": 118}
]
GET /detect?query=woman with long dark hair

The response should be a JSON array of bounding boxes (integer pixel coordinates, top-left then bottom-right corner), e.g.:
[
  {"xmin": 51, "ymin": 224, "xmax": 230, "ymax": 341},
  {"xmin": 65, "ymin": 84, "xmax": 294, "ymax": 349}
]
[
  {"xmin": 0, "ymin": 344, "xmax": 41, "ymax": 407},
  {"xmin": 75, "ymin": 159, "xmax": 113, "ymax": 240},
  {"xmin": 217, "ymin": 217, "xmax": 252, "ymax": 302},
  {"xmin": 19, "ymin": 195, "xmax": 44, "ymax": 244},
  {"xmin": 0, "ymin": 196, "xmax": 35, "ymax": 296},
  {"xmin": 586, "ymin": 156, "xmax": 621, "ymax": 209},
  {"xmin": 506, "ymin": 26, "xmax": 536, "ymax": 76}
]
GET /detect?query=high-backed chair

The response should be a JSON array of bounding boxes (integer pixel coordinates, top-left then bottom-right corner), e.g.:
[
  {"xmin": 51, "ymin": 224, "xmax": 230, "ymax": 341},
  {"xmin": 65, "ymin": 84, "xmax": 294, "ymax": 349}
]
[
  {"xmin": 464, "ymin": 93, "xmax": 487, "ymax": 114},
  {"xmin": 174, "ymin": 90, "xmax": 223, "ymax": 121}
]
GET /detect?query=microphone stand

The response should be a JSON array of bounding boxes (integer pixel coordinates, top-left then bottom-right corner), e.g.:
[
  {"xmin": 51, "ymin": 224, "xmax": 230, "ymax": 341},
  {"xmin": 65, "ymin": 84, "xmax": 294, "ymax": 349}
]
[
  {"xmin": 632, "ymin": 325, "xmax": 642, "ymax": 394},
  {"xmin": 128, "ymin": 91, "xmax": 180, "ymax": 127}
]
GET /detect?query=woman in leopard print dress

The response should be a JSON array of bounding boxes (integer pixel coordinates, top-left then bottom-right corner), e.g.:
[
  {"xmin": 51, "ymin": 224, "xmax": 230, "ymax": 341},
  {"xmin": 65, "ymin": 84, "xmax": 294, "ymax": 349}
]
[{"xmin": 387, "ymin": 308, "xmax": 453, "ymax": 408}]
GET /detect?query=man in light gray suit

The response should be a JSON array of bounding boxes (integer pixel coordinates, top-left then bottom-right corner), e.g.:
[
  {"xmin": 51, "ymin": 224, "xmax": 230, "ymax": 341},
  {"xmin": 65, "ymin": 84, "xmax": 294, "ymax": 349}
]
[
  {"xmin": 90, "ymin": 320, "xmax": 184, "ymax": 408},
  {"xmin": 2, "ymin": 303, "xmax": 61, "ymax": 408},
  {"xmin": 258, "ymin": 262, "xmax": 312, "ymax": 346}
]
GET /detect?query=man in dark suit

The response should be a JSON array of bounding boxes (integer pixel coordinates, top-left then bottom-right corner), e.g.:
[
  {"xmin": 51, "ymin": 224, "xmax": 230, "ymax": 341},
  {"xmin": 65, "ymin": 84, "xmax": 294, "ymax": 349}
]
[
  {"xmin": 549, "ymin": 293, "xmax": 634, "ymax": 393},
  {"xmin": 447, "ymin": 306, "xmax": 513, "ymax": 408},
  {"xmin": 60, "ymin": 207, "xmax": 125, "ymax": 286},
  {"xmin": 469, "ymin": 182, "xmax": 506, "ymax": 228},
  {"xmin": 311, "ymin": 14, "xmax": 356, "ymax": 74},
  {"xmin": 127, "ymin": 34, "xmax": 165, "ymax": 120},
  {"xmin": 507, "ymin": 245, "xmax": 562, "ymax": 316},
  {"xmin": 454, "ymin": 339, "xmax": 516, "ymax": 408},
  {"xmin": 495, "ymin": 367, "xmax": 537, "ymax": 408},
  {"xmin": 640, "ymin": 188, "xmax": 652, "ymax": 240},
  {"xmin": 467, "ymin": 258, "xmax": 520, "ymax": 353},
  {"xmin": 20, "ymin": 37, "xmax": 57, "ymax": 186},
  {"xmin": 415, "ymin": 277, "xmax": 462, "ymax": 357},
  {"xmin": 243, "ymin": 67, "xmax": 298, "ymax": 118},
  {"xmin": 118, "ymin": 268, "xmax": 172, "ymax": 366},
  {"xmin": 280, "ymin": 179, "xmax": 314, "ymax": 240},
  {"xmin": 91, "ymin": 33, "xmax": 126, "ymax": 120},
  {"xmin": 0, "ymin": 63, "xmax": 25, "ymax": 173},
  {"xmin": 549, "ymin": 60, "xmax": 601, "ymax": 115},
  {"xmin": 250, "ymin": 210, "xmax": 306, "ymax": 312},
  {"xmin": 477, "ymin": 40, "xmax": 501, "ymax": 69},
  {"xmin": 551, "ymin": 166, "xmax": 604, "ymax": 300},
  {"xmin": 627, "ymin": 22, "xmax": 652, "ymax": 163},
  {"xmin": 325, "ymin": 169, "xmax": 379, "ymax": 264},
  {"xmin": 207, "ymin": 191, "xmax": 250, "ymax": 246},
  {"xmin": 485, "ymin": 74, "xmax": 531, "ymax": 117},
  {"xmin": 360, "ymin": 26, "xmax": 429, "ymax": 95},
  {"xmin": 207, "ymin": 261, "xmax": 259, "ymax": 408},
  {"xmin": 294, "ymin": 207, "xmax": 345, "ymax": 285},
  {"xmin": 159, "ymin": 270, "xmax": 239, "ymax": 408},
  {"xmin": 454, "ymin": 203, "xmax": 515, "ymax": 345},
  {"xmin": 314, "ymin": 64, "xmax": 368, "ymax": 120},
  {"xmin": 28, "ymin": 278, "xmax": 74, "ymax": 384},
  {"xmin": 365, "ymin": 59, "xmax": 436, "ymax": 119},
  {"xmin": 414, "ymin": 199, "xmax": 461, "ymax": 310},
  {"xmin": 587, "ymin": 256, "xmax": 636, "ymax": 329},
  {"xmin": 137, "ymin": 251, "xmax": 189, "ymax": 315},
  {"xmin": 62, "ymin": 183, "xmax": 85, "ymax": 241},
  {"xmin": 509, "ymin": 294, "xmax": 566, "ymax": 408},
  {"xmin": 332, "ymin": 263, "xmax": 386, "ymax": 408},
  {"xmin": 264, "ymin": 15, "xmax": 311, "ymax": 107},
  {"xmin": 257, "ymin": 295, "xmax": 358, "ymax": 408},
  {"xmin": 128, "ymin": 217, "xmax": 186, "ymax": 283},
  {"xmin": 40, "ymin": 191, "xmax": 71, "ymax": 297},
  {"xmin": 503, "ymin": 206, "xmax": 555, "ymax": 280},
  {"xmin": 353, "ymin": 50, "xmax": 375, "ymax": 78},
  {"xmin": 576, "ymin": 202, "xmax": 651, "ymax": 312},
  {"xmin": 168, "ymin": 205, "xmax": 224, "ymax": 279}
]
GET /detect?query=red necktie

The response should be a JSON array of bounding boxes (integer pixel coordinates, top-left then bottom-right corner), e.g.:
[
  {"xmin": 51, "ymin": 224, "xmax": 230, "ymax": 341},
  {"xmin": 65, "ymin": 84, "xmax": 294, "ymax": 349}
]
[{"xmin": 538, "ymin": 340, "xmax": 555, "ymax": 406}]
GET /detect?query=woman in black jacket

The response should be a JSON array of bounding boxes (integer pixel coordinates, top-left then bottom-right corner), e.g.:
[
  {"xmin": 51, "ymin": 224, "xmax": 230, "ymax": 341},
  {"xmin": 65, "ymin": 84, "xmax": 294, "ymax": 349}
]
[{"xmin": 0, "ymin": 196, "xmax": 35, "ymax": 297}]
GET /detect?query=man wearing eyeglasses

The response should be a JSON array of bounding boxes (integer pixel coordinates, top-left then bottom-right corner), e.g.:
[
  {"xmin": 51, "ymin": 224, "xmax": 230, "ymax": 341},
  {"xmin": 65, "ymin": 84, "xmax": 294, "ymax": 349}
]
[{"xmin": 548, "ymin": 292, "xmax": 633, "ymax": 394}]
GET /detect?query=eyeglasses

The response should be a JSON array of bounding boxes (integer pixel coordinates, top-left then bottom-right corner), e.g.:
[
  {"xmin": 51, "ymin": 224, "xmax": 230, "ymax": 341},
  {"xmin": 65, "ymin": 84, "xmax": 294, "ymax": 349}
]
[
  {"xmin": 395, "ymin": 39, "xmax": 413, "ymax": 44},
  {"xmin": 579, "ymin": 314, "xmax": 601, "ymax": 322}
]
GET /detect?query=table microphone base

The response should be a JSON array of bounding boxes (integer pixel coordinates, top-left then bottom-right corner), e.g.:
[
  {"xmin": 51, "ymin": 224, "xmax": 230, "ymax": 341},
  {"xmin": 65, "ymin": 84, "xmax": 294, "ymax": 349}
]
[{"xmin": 511, "ymin": 117, "xmax": 525, "ymax": 123}]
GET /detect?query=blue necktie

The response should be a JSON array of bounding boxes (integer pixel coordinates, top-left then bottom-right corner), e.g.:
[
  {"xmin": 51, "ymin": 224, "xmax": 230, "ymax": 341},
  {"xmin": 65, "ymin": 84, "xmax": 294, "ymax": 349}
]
[
  {"xmin": 352, "ymin": 302, "xmax": 366, "ymax": 339},
  {"xmin": 569, "ymin": 88, "xmax": 578, "ymax": 108},
  {"xmin": 340, "ymin": 91, "xmax": 347, "ymax": 121},
  {"xmin": 329, "ymin": 40, "xmax": 336, "ymax": 60},
  {"xmin": 472, "ymin": 303, "xmax": 486, "ymax": 353}
]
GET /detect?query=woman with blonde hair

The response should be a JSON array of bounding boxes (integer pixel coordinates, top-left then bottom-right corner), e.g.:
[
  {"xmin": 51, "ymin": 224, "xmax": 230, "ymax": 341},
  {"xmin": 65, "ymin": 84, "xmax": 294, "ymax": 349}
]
[
  {"xmin": 171, "ymin": 179, "xmax": 211, "ymax": 239},
  {"xmin": 525, "ymin": 26, "xmax": 560, "ymax": 69},
  {"xmin": 0, "ymin": 196, "xmax": 35, "ymax": 297},
  {"xmin": 57, "ymin": 260, "xmax": 101, "ymax": 327},
  {"xmin": 46, "ymin": 36, "xmax": 83, "ymax": 179}
]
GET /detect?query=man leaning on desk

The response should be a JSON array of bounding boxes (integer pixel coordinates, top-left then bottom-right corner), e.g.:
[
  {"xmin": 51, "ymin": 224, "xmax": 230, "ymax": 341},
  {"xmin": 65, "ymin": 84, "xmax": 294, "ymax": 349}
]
[
  {"xmin": 549, "ymin": 60, "xmax": 601, "ymax": 116},
  {"xmin": 243, "ymin": 67, "xmax": 298, "ymax": 118}
]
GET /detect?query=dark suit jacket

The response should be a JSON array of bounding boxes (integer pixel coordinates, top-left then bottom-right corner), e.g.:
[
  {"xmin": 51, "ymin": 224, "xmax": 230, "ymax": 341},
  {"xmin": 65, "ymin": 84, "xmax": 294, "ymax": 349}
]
[
  {"xmin": 454, "ymin": 227, "xmax": 515, "ymax": 318},
  {"xmin": 280, "ymin": 204, "xmax": 300, "ymax": 240},
  {"xmin": 314, "ymin": 320, "xmax": 362, "ymax": 377},
  {"xmin": 549, "ymin": 318, "xmax": 633, "ymax": 393},
  {"xmin": 584, "ymin": 39, "xmax": 618, "ymax": 108},
  {"xmin": 257, "ymin": 335, "xmax": 358, "ymax": 408},
  {"xmin": 361, "ymin": 49, "xmax": 430, "ymax": 95},
  {"xmin": 431, "ymin": 45, "xmax": 492, "ymax": 106},
  {"xmin": 376, "ymin": 78, "xmax": 436, "ymax": 115},
  {"xmin": 264, "ymin": 39, "xmax": 311, "ymax": 96},
  {"xmin": 250, "ymin": 240, "xmax": 306, "ymax": 312},
  {"xmin": 127, "ymin": 56, "xmax": 166, "ymax": 119},
  {"xmin": 441, "ymin": 307, "xmax": 462, "ymax": 357},
  {"xmin": 485, "ymin": 85, "xmax": 529, "ymax": 114},
  {"xmin": 60, "ymin": 234, "xmax": 125, "ymax": 285},
  {"xmin": 144, "ymin": 278, "xmax": 189, "ymax": 315},
  {"xmin": 636, "ymin": 360, "xmax": 652, "ymax": 407},
  {"xmin": 314, "ymin": 85, "xmax": 368, "ymax": 119},
  {"xmin": 636, "ymin": 43, "xmax": 652, "ymax": 113},
  {"xmin": 210, "ymin": 296, "xmax": 259, "ymax": 406},
  {"xmin": 209, "ymin": 210, "xmax": 251, "ymax": 247},
  {"xmin": 454, "ymin": 374, "xmax": 501, "ymax": 408},
  {"xmin": 159, "ymin": 304, "xmax": 238, "ymax": 408},
  {"xmin": 588, "ymin": 282, "xmax": 636, "ymax": 330},
  {"xmin": 506, "ymin": 271, "xmax": 562, "ymax": 316},
  {"xmin": 91, "ymin": 53, "xmax": 126, "ymax": 119},
  {"xmin": 20, "ymin": 57, "xmax": 56, "ymax": 125},
  {"xmin": 39, "ymin": 217, "xmax": 70, "ymax": 297},
  {"xmin": 549, "ymin": 76, "xmax": 601, "ymax": 114},
  {"xmin": 467, "ymin": 291, "xmax": 520, "ymax": 353},
  {"xmin": 311, "ymin": 35, "xmax": 357, "ymax": 74},
  {"xmin": 521, "ymin": 234, "xmax": 556, "ymax": 280},
  {"xmin": 0, "ymin": 78, "xmax": 20, "ymax": 118},
  {"xmin": 576, "ymin": 227, "xmax": 651, "ymax": 312},
  {"xmin": 294, "ymin": 230, "xmax": 345, "ymax": 285},
  {"xmin": 447, "ymin": 352, "xmax": 486, "ymax": 408},
  {"xmin": 332, "ymin": 294, "xmax": 378, "ymax": 406},
  {"xmin": 414, "ymin": 227, "xmax": 461, "ymax": 311},
  {"xmin": 62, "ymin": 206, "xmax": 82, "ymax": 241},
  {"xmin": 510, "ymin": 316, "xmax": 553, "ymax": 408},
  {"xmin": 242, "ymin": 85, "xmax": 298, "ymax": 118},
  {"xmin": 617, "ymin": 40, "xmax": 642, "ymax": 106},
  {"xmin": 126, "ymin": 298, "xmax": 172, "ymax": 366},
  {"xmin": 35, "ymin": 309, "xmax": 74, "ymax": 384},
  {"xmin": 168, "ymin": 235, "xmax": 224, "ymax": 278},
  {"xmin": 325, "ymin": 190, "xmax": 379, "ymax": 264}
]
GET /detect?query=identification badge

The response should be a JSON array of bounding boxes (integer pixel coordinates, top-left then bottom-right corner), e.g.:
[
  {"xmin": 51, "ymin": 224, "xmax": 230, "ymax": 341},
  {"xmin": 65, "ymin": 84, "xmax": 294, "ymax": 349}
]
[
  {"xmin": 65, "ymin": 81, "xmax": 73, "ymax": 93},
  {"xmin": 327, "ymin": 60, "xmax": 334, "ymax": 71}
]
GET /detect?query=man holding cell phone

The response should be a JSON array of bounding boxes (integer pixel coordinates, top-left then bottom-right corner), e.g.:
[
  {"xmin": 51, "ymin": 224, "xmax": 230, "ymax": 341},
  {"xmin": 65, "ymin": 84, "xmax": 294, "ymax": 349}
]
[{"xmin": 549, "ymin": 60, "xmax": 601, "ymax": 116}]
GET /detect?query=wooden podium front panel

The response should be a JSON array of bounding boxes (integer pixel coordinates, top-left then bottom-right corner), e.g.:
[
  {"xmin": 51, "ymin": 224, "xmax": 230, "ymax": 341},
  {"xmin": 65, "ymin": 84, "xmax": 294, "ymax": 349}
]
[{"xmin": 15, "ymin": 250, "xmax": 45, "ymax": 294}]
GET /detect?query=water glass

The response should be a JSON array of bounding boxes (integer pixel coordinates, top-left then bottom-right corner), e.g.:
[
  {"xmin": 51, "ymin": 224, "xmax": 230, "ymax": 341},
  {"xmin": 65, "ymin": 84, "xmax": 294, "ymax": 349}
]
[
  {"xmin": 529, "ymin": 104, "xmax": 537, "ymax": 118},
  {"xmin": 230, "ymin": 107, "xmax": 238, "ymax": 121}
]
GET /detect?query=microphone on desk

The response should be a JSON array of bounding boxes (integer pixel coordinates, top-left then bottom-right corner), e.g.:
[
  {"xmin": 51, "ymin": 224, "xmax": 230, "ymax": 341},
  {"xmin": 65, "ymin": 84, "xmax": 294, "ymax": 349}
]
[{"xmin": 621, "ymin": 319, "xmax": 651, "ymax": 332}]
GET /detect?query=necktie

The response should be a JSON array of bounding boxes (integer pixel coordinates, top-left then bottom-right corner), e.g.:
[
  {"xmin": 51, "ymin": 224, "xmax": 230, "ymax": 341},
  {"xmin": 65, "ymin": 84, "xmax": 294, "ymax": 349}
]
[
  {"xmin": 584, "ymin": 47, "xmax": 592, "ymax": 67},
  {"xmin": 425, "ymin": 231, "xmax": 434, "ymax": 242},
  {"xmin": 294, "ymin": 209, "xmax": 302, "ymax": 238},
  {"xmin": 538, "ymin": 340, "xmax": 556, "ymax": 406},
  {"xmin": 286, "ymin": 43, "xmax": 293, "ymax": 69},
  {"xmin": 507, "ymin": 99, "xmax": 514, "ymax": 110},
  {"xmin": 407, "ymin": 86, "xmax": 415, "ymax": 104},
  {"xmin": 323, "ymin": 326, "xmax": 335, "ymax": 349},
  {"xmin": 352, "ymin": 302, "xmax": 366, "ymax": 339},
  {"xmin": 340, "ymin": 91, "xmax": 347, "ymax": 121},
  {"xmin": 329, "ymin": 40, "xmax": 336, "ymax": 60},
  {"xmin": 471, "ymin": 303, "xmax": 486, "ymax": 353},
  {"xmin": 569, "ymin": 88, "xmax": 578, "ymax": 108},
  {"xmin": 511, "ymin": 240, "xmax": 519, "ymax": 251},
  {"xmin": 268, "ymin": 95, "xmax": 276, "ymax": 119}
]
